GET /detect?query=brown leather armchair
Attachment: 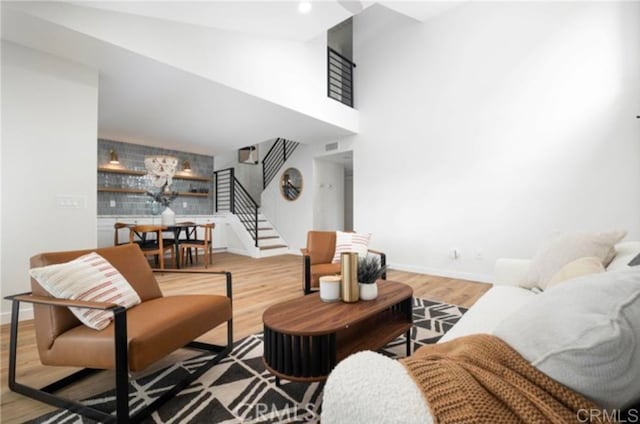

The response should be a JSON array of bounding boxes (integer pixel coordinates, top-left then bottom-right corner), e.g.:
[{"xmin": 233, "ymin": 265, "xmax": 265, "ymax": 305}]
[
  {"xmin": 5, "ymin": 243, "xmax": 233, "ymax": 423},
  {"xmin": 301, "ymin": 231, "xmax": 386, "ymax": 295}
]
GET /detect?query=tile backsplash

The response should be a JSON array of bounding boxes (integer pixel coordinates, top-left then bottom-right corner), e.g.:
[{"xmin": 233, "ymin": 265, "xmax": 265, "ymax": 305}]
[{"xmin": 98, "ymin": 139, "xmax": 214, "ymax": 216}]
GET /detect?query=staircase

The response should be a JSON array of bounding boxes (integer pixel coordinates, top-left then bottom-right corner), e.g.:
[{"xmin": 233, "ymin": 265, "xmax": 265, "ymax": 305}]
[
  {"xmin": 214, "ymin": 167, "xmax": 289, "ymax": 257},
  {"xmin": 262, "ymin": 138, "xmax": 300, "ymax": 189}
]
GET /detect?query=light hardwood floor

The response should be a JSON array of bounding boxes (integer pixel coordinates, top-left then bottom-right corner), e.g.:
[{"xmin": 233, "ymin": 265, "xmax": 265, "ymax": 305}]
[{"xmin": 0, "ymin": 252, "xmax": 490, "ymax": 423}]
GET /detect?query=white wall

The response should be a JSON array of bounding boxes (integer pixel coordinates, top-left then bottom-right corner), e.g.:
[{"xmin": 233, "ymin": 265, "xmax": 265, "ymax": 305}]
[
  {"xmin": 261, "ymin": 139, "xmax": 356, "ymax": 251},
  {"xmin": 214, "ymin": 138, "xmax": 274, "ymax": 205},
  {"xmin": 1, "ymin": 42, "xmax": 99, "ymax": 321},
  {"xmin": 351, "ymin": 2, "xmax": 640, "ymax": 282},
  {"xmin": 313, "ymin": 159, "xmax": 345, "ymax": 231},
  {"xmin": 261, "ymin": 146, "xmax": 314, "ymax": 250},
  {"xmin": 344, "ymin": 171, "xmax": 353, "ymax": 231}
]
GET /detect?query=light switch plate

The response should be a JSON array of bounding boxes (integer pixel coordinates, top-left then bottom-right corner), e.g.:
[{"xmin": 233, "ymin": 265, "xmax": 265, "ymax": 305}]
[{"xmin": 56, "ymin": 195, "xmax": 87, "ymax": 209}]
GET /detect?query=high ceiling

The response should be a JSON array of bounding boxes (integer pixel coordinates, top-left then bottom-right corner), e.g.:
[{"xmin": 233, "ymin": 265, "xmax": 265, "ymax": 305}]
[
  {"xmin": 70, "ymin": 1, "xmax": 357, "ymax": 42},
  {"xmin": 1, "ymin": 1, "xmax": 465, "ymax": 155}
]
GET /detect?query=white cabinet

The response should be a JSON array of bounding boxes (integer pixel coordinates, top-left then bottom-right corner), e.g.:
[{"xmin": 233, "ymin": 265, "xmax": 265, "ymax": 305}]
[{"xmin": 97, "ymin": 218, "xmax": 116, "ymax": 248}]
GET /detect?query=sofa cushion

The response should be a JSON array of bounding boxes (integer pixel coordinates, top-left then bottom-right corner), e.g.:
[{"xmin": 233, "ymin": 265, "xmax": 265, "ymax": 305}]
[
  {"xmin": 29, "ymin": 252, "xmax": 141, "ymax": 330},
  {"xmin": 607, "ymin": 241, "xmax": 640, "ymax": 271},
  {"xmin": 524, "ymin": 231, "xmax": 626, "ymax": 288},
  {"xmin": 495, "ymin": 269, "xmax": 640, "ymax": 409},
  {"xmin": 331, "ymin": 231, "xmax": 371, "ymax": 264},
  {"xmin": 544, "ymin": 256, "xmax": 604, "ymax": 290},
  {"xmin": 439, "ymin": 286, "xmax": 537, "ymax": 343}
]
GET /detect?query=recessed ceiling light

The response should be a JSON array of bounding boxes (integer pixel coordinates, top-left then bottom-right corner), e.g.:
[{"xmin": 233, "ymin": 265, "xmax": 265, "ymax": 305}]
[{"xmin": 298, "ymin": 1, "xmax": 312, "ymax": 14}]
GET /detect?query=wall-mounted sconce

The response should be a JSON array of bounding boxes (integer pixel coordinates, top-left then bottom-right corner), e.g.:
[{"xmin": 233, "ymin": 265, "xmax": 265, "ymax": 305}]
[
  {"xmin": 183, "ymin": 160, "xmax": 192, "ymax": 172},
  {"xmin": 109, "ymin": 149, "xmax": 120, "ymax": 164}
]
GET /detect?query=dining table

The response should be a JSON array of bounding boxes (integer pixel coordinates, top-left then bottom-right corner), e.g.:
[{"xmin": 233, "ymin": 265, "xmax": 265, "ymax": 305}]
[
  {"xmin": 127, "ymin": 221, "xmax": 198, "ymax": 269},
  {"xmin": 164, "ymin": 222, "xmax": 198, "ymax": 269}
]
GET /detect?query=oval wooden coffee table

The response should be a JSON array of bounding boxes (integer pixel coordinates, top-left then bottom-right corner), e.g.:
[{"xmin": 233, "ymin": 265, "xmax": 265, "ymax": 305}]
[{"xmin": 263, "ymin": 280, "xmax": 413, "ymax": 384}]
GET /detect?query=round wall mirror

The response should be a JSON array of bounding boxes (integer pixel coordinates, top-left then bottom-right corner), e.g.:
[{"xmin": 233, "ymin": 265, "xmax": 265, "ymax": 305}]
[{"xmin": 280, "ymin": 168, "xmax": 303, "ymax": 201}]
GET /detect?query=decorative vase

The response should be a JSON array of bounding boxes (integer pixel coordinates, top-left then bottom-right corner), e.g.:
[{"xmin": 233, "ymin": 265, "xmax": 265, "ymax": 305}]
[
  {"xmin": 340, "ymin": 252, "xmax": 359, "ymax": 303},
  {"xmin": 359, "ymin": 282, "xmax": 378, "ymax": 301},
  {"xmin": 161, "ymin": 206, "xmax": 175, "ymax": 226},
  {"xmin": 149, "ymin": 200, "xmax": 161, "ymax": 216}
]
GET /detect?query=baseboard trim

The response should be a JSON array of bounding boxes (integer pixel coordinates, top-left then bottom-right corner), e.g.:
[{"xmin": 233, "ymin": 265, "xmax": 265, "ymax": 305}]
[
  {"xmin": 226, "ymin": 247, "xmax": 251, "ymax": 256},
  {"xmin": 1, "ymin": 306, "xmax": 33, "ymax": 324},
  {"xmin": 389, "ymin": 262, "xmax": 492, "ymax": 284}
]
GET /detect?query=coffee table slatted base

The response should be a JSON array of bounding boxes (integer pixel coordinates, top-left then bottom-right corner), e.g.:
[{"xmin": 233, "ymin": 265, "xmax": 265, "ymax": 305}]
[{"xmin": 263, "ymin": 296, "xmax": 413, "ymax": 383}]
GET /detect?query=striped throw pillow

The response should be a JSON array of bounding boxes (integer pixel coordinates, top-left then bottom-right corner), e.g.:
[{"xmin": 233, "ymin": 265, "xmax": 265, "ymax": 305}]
[
  {"xmin": 331, "ymin": 231, "xmax": 371, "ymax": 264},
  {"xmin": 29, "ymin": 252, "xmax": 141, "ymax": 330}
]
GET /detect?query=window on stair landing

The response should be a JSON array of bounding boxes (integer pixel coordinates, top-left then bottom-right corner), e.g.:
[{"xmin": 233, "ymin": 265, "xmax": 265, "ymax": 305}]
[{"xmin": 327, "ymin": 17, "xmax": 355, "ymax": 108}]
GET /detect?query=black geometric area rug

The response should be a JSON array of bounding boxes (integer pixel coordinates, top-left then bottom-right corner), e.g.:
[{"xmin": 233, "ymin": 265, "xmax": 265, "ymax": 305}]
[{"xmin": 30, "ymin": 297, "xmax": 466, "ymax": 424}]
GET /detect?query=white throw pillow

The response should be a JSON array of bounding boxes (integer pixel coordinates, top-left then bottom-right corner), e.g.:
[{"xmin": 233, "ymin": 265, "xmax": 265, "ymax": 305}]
[
  {"xmin": 524, "ymin": 231, "xmax": 626, "ymax": 288},
  {"xmin": 29, "ymin": 252, "xmax": 141, "ymax": 330},
  {"xmin": 495, "ymin": 269, "xmax": 640, "ymax": 409},
  {"xmin": 607, "ymin": 242, "xmax": 640, "ymax": 271},
  {"xmin": 331, "ymin": 231, "xmax": 371, "ymax": 264},
  {"xmin": 544, "ymin": 256, "xmax": 604, "ymax": 290}
]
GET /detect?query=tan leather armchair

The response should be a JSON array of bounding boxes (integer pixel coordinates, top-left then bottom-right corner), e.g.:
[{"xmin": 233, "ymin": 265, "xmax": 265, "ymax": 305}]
[
  {"xmin": 5, "ymin": 243, "xmax": 233, "ymax": 423},
  {"xmin": 301, "ymin": 231, "xmax": 387, "ymax": 295}
]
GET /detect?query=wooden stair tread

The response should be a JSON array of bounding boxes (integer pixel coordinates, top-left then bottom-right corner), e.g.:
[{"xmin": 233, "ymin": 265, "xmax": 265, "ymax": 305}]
[
  {"xmin": 259, "ymin": 244, "xmax": 288, "ymax": 250},
  {"xmin": 257, "ymin": 236, "xmax": 279, "ymax": 240}
]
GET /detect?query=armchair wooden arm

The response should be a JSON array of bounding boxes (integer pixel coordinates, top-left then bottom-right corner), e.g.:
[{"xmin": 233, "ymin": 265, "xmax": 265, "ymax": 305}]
[{"xmin": 5, "ymin": 293, "xmax": 119, "ymax": 310}]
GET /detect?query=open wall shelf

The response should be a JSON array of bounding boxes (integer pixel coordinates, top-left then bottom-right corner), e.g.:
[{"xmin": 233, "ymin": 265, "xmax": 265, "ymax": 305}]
[
  {"xmin": 98, "ymin": 167, "xmax": 211, "ymax": 182},
  {"xmin": 97, "ymin": 188, "xmax": 209, "ymax": 198}
]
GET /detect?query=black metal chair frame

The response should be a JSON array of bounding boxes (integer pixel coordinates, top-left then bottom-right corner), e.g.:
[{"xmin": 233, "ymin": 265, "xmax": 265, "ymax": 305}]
[
  {"xmin": 6, "ymin": 270, "xmax": 233, "ymax": 424},
  {"xmin": 302, "ymin": 251, "xmax": 387, "ymax": 295}
]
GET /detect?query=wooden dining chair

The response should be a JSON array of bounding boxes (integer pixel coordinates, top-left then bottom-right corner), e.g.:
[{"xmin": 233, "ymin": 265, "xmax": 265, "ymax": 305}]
[
  {"xmin": 179, "ymin": 223, "xmax": 215, "ymax": 268},
  {"xmin": 114, "ymin": 222, "xmax": 133, "ymax": 246},
  {"xmin": 129, "ymin": 225, "xmax": 175, "ymax": 269}
]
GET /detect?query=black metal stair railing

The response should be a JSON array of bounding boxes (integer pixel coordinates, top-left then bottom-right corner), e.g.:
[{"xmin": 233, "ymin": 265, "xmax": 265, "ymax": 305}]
[
  {"xmin": 262, "ymin": 138, "xmax": 300, "ymax": 189},
  {"xmin": 214, "ymin": 167, "xmax": 259, "ymax": 246},
  {"xmin": 214, "ymin": 168, "xmax": 233, "ymax": 213},
  {"xmin": 327, "ymin": 47, "xmax": 355, "ymax": 108}
]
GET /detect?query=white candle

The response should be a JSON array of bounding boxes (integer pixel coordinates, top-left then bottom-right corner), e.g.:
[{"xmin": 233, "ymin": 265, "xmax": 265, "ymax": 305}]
[{"xmin": 320, "ymin": 275, "xmax": 341, "ymax": 302}]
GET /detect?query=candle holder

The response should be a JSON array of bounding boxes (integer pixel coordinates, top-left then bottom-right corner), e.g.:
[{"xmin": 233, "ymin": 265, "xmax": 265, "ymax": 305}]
[{"xmin": 319, "ymin": 276, "xmax": 341, "ymax": 302}]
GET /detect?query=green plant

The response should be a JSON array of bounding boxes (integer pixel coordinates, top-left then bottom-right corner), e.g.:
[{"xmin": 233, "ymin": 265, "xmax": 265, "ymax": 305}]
[
  {"xmin": 145, "ymin": 183, "xmax": 178, "ymax": 207},
  {"xmin": 357, "ymin": 256, "xmax": 387, "ymax": 284}
]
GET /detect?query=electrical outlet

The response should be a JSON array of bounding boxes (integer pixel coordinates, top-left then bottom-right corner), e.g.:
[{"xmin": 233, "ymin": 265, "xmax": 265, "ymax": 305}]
[
  {"xmin": 182, "ymin": 201, "xmax": 188, "ymax": 208},
  {"xmin": 110, "ymin": 200, "xmax": 116, "ymax": 208}
]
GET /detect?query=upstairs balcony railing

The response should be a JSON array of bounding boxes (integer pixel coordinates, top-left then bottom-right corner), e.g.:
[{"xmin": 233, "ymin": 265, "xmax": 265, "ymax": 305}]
[{"xmin": 327, "ymin": 47, "xmax": 355, "ymax": 108}]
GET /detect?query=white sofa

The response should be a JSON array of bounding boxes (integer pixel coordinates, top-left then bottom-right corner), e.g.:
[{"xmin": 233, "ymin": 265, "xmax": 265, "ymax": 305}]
[{"xmin": 321, "ymin": 241, "xmax": 640, "ymax": 424}]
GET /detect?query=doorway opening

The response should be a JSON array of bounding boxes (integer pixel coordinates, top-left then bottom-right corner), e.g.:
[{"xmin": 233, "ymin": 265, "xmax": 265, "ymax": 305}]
[{"xmin": 313, "ymin": 151, "xmax": 353, "ymax": 231}]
